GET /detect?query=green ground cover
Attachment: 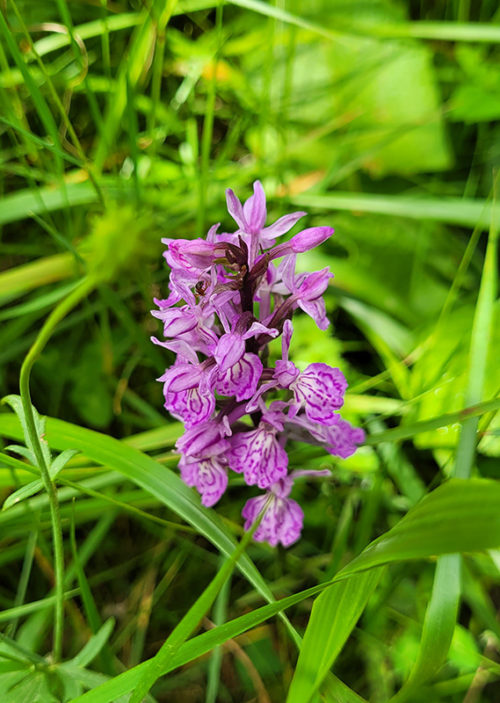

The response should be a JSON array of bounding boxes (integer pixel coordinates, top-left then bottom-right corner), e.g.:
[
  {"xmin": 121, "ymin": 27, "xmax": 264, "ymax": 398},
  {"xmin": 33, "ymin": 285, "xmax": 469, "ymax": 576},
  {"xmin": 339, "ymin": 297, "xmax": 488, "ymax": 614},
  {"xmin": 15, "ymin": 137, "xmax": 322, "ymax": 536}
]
[{"xmin": 0, "ymin": 1, "xmax": 499, "ymax": 701}]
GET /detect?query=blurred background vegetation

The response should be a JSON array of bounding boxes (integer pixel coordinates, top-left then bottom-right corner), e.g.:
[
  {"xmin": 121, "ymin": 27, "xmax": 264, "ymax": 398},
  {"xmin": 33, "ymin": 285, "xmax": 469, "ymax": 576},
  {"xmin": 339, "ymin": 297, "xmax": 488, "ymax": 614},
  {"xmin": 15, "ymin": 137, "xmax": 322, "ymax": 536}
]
[{"xmin": 0, "ymin": 1, "xmax": 499, "ymax": 701}]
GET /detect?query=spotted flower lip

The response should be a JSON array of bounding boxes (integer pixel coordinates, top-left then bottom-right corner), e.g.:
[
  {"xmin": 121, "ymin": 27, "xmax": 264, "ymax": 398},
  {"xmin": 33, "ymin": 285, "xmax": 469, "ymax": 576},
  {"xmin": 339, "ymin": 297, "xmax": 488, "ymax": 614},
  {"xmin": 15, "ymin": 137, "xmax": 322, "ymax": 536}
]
[
  {"xmin": 179, "ymin": 455, "xmax": 228, "ymax": 507},
  {"xmin": 242, "ymin": 476, "xmax": 304, "ymax": 547},
  {"xmin": 215, "ymin": 352, "xmax": 263, "ymax": 401},
  {"xmin": 290, "ymin": 363, "xmax": 347, "ymax": 424},
  {"xmin": 227, "ymin": 421, "xmax": 288, "ymax": 489},
  {"xmin": 152, "ymin": 181, "xmax": 365, "ymax": 546}
]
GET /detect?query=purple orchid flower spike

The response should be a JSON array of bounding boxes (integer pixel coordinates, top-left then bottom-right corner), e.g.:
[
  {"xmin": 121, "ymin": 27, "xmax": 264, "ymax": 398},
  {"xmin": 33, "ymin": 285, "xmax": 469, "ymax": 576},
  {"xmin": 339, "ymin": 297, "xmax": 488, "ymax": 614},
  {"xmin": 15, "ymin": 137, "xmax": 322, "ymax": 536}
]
[{"xmin": 152, "ymin": 180, "xmax": 365, "ymax": 541}]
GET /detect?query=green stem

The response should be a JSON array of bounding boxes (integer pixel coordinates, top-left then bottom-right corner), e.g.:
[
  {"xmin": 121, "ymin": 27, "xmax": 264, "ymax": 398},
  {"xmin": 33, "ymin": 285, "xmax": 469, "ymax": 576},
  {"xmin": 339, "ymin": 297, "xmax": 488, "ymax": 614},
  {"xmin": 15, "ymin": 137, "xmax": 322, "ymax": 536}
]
[{"xmin": 19, "ymin": 276, "xmax": 96, "ymax": 661}]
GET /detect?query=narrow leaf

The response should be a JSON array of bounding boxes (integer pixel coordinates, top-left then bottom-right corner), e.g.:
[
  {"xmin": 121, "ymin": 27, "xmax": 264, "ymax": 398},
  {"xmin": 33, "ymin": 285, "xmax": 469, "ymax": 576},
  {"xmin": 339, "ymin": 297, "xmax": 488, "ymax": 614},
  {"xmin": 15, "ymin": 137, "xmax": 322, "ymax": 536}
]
[
  {"xmin": 286, "ymin": 569, "xmax": 383, "ymax": 703},
  {"xmin": 2, "ymin": 448, "xmax": 79, "ymax": 510},
  {"xmin": 71, "ymin": 619, "xmax": 115, "ymax": 669},
  {"xmin": 68, "ymin": 477, "xmax": 500, "ymax": 703}
]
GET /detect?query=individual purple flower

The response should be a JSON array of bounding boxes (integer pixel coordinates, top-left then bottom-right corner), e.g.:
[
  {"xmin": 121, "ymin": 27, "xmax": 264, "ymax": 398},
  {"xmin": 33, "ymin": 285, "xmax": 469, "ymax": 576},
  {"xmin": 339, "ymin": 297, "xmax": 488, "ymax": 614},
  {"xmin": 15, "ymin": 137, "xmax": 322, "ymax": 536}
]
[
  {"xmin": 247, "ymin": 321, "xmax": 347, "ymax": 423},
  {"xmin": 215, "ymin": 352, "xmax": 263, "ymax": 401},
  {"xmin": 161, "ymin": 225, "xmax": 233, "ymax": 278},
  {"xmin": 176, "ymin": 419, "xmax": 229, "ymax": 459},
  {"xmin": 280, "ymin": 256, "xmax": 334, "ymax": 330},
  {"xmin": 227, "ymin": 409, "xmax": 288, "ymax": 489},
  {"xmin": 164, "ymin": 385, "xmax": 215, "ymax": 428},
  {"xmin": 267, "ymin": 226, "xmax": 334, "ymax": 259},
  {"xmin": 151, "ymin": 298, "xmax": 219, "ymax": 355},
  {"xmin": 275, "ymin": 321, "xmax": 347, "ymax": 424},
  {"xmin": 289, "ymin": 363, "xmax": 347, "ymax": 424},
  {"xmin": 214, "ymin": 316, "xmax": 278, "ymax": 373},
  {"xmin": 163, "ymin": 237, "xmax": 218, "ymax": 274},
  {"xmin": 179, "ymin": 455, "xmax": 228, "ymax": 507},
  {"xmin": 287, "ymin": 413, "xmax": 365, "ymax": 459},
  {"xmin": 324, "ymin": 416, "xmax": 366, "ymax": 459},
  {"xmin": 242, "ymin": 476, "xmax": 303, "ymax": 548},
  {"xmin": 154, "ymin": 343, "xmax": 217, "ymax": 417},
  {"xmin": 151, "ymin": 305, "xmax": 198, "ymax": 338},
  {"xmin": 226, "ymin": 181, "xmax": 306, "ymax": 264}
]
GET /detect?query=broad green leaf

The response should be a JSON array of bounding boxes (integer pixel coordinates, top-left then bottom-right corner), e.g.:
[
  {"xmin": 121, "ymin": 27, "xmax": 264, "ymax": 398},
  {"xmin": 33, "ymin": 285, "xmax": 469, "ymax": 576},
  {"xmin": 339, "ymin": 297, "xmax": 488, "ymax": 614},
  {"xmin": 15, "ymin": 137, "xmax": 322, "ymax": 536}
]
[
  {"xmin": 389, "ymin": 554, "xmax": 460, "ymax": 703},
  {"xmin": 286, "ymin": 569, "xmax": 383, "ymax": 703},
  {"xmin": 340, "ymin": 479, "xmax": 500, "ymax": 577},
  {"xmin": 327, "ymin": 37, "xmax": 451, "ymax": 175}
]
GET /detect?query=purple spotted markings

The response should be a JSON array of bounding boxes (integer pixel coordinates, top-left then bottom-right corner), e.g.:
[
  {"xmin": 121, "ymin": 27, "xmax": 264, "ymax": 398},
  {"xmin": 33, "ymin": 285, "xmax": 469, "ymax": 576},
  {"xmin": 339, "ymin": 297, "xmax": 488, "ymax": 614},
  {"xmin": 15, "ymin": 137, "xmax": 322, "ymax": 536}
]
[{"xmin": 152, "ymin": 181, "xmax": 364, "ymax": 547}]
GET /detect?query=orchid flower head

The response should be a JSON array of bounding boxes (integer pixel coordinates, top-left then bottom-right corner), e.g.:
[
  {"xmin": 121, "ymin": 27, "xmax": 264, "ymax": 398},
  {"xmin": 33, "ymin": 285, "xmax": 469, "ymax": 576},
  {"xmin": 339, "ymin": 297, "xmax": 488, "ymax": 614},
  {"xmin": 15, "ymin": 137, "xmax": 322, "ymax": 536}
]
[{"xmin": 152, "ymin": 181, "xmax": 365, "ymax": 547}]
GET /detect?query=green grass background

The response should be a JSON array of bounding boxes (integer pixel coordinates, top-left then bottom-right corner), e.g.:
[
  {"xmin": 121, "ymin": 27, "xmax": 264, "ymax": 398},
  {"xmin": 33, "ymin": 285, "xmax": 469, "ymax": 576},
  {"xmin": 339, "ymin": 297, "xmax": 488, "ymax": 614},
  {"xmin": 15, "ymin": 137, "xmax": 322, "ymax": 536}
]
[{"xmin": 0, "ymin": 1, "xmax": 499, "ymax": 701}]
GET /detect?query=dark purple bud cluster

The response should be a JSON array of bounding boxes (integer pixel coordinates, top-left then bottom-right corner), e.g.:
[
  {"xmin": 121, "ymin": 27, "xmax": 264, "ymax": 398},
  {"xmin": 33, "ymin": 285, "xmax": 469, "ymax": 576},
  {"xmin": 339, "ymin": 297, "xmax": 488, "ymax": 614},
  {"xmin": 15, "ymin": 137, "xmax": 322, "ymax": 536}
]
[{"xmin": 152, "ymin": 182, "xmax": 364, "ymax": 547}]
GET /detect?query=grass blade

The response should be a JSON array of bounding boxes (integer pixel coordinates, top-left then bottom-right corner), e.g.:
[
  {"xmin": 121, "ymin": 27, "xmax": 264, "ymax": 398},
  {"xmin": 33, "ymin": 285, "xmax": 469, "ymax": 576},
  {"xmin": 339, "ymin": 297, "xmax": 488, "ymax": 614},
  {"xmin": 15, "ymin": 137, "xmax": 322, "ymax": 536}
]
[
  {"xmin": 0, "ymin": 413, "xmax": 290, "ymax": 626},
  {"xmin": 291, "ymin": 192, "xmax": 492, "ymax": 230},
  {"xmin": 66, "ymin": 475, "xmax": 500, "ymax": 703},
  {"xmin": 286, "ymin": 569, "xmax": 383, "ymax": 703}
]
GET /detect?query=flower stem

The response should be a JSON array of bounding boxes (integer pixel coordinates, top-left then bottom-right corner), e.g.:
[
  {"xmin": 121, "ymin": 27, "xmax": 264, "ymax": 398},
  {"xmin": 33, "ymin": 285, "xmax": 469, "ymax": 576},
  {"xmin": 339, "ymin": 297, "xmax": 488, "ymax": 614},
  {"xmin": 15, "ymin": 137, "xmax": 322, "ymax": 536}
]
[{"xmin": 19, "ymin": 275, "xmax": 96, "ymax": 661}]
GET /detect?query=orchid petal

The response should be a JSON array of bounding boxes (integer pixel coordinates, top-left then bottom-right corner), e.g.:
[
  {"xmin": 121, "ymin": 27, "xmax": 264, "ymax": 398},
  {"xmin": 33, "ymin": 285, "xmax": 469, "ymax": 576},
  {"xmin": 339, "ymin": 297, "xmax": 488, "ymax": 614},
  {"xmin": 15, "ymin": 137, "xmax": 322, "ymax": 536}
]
[
  {"xmin": 225, "ymin": 188, "xmax": 247, "ymax": 231},
  {"xmin": 243, "ymin": 180, "xmax": 267, "ymax": 233}
]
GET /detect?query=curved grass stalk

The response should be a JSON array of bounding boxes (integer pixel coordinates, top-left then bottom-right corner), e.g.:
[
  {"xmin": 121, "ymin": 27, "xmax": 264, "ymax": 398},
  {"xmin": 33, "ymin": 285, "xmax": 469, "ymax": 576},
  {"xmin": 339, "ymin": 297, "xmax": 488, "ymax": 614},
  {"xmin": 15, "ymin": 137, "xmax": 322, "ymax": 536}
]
[{"xmin": 19, "ymin": 276, "xmax": 96, "ymax": 661}]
